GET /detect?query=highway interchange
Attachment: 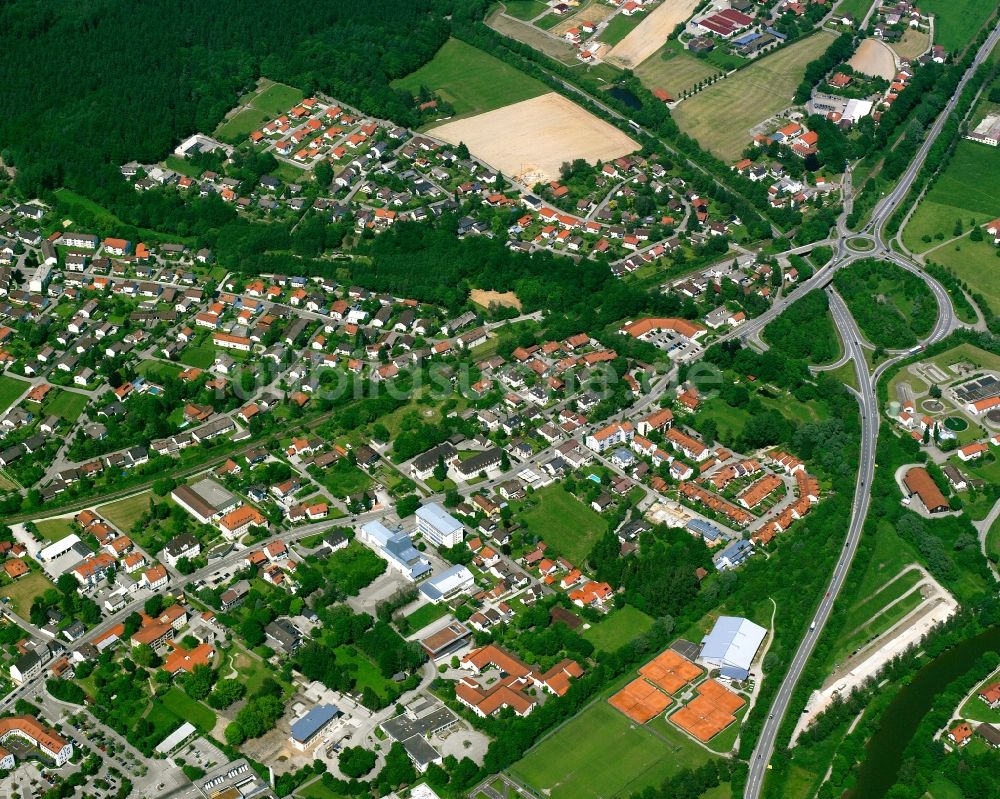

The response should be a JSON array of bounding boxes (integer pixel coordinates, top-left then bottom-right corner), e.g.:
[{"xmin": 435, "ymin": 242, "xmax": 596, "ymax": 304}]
[{"xmin": 743, "ymin": 19, "xmax": 1000, "ymax": 799}]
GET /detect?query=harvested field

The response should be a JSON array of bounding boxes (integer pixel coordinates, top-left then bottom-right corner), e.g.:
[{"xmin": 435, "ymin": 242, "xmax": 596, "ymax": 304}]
[
  {"xmin": 428, "ymin": 92, "xmax": 638, "ymax": 184},
  {"xmin": 672, "ymin": 31, "xmax": 834, "ymax": 161},
  {"xmin": 669, "ymin": 680, "xmax": 744, "ymax": 742},
  {"xmin": 848, "ymin": 38, "xmax": 896, "ymax": 80},
  {"xmin": 639, "ymin": 649, "xmax": 703, "ymax": 694},
  {"xmin": 606, "ymin": 0, "xmax": 701, "ymax": 68},
  {"xmin": 470, "ymin": 289, "xmax": 522, "ymax": 310},
  {"xmin": 891, "ymin": 28, "xmax": 930, "ymax": 60},
  {"xmin": 609, "ymin": 677, "xmax": 672, "ymax": 723}
]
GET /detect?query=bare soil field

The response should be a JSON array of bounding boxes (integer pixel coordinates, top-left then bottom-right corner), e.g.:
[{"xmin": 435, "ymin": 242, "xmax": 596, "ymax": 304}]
[
  {"xmin": 606, "ymin": 0, "xmax": 702, "ymax": 67},
  {"xmin": 470, "ymin": 289, "xmax": 523, "ymax": 310},
  {"xmin": 891, "ymin": 28, "xmax": 931, "ymax": 60},
  {"xmin": 848, "ymin": 37, "xmax": 897, "ymax": 79},
  {"xmin": 428, "ymin": 92, "xmax": 638, "ymax": 184}
]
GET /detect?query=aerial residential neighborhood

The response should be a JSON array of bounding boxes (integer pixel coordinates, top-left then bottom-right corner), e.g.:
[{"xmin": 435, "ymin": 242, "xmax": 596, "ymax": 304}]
[{"xmin": 0, "ymin": 1, "xmax": 997, "ymax": 799}]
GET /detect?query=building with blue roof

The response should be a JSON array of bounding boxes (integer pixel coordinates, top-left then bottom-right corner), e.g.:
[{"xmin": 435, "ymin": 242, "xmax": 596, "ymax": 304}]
[
  {"xmin": 360, "ymin": 521, "xmax": 432, "ymax": 580},
  {"xmin": 713, "ymin": 538, "xmax": 753, "ymax": 571},
  {"xmin": 732, "ymin": 30, "xmax": 761, "ymax": 46},
  {"xmin": 699, "ymin": 616, "xmax": 767, "ymax": 680},
  {"xmin": 686, "ymin": 518, "xmax": 722, "ymax": 543},
  {"xmin": 420, "ymin": 565, "xmax": 475, "ymax": 603},
  {"xmin": 289, "ymin": 704, "xmax": 340, "ymax": 750}
]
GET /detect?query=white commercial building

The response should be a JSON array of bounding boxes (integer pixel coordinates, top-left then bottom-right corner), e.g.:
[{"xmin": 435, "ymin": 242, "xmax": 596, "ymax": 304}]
[
  {"xmin": 419, "ymin": 565, "xmax": 475, "ymax": 603},
  {"xmin": 415, "ymin": 503, "xmax": 465, "ymax": 549}
]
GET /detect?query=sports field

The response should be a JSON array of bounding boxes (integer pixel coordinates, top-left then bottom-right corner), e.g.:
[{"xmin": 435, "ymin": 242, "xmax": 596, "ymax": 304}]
[
  {"xmin": 429, "ymin": 92, "xmax": 637, "ymax": 184},
  {"xmin": 392, "ymin": 38, "xmax": 547, "ymax": 119},
  {"xmin": 847, "ymin": 38, "xmax": 895, "ymax": 80},
  {"xmin": 509, "ymin": 700, "xmax": 714, "ymax": 799},
  {"xmin": 606, "ymin": 0, "xmax": 701, "ymax": 67},
  {"xmin": 673, "ymin": 31, "xmax": 835, "ymax": 161},
  {"xmin": 517, "ymin": 483, "xmax": 607, "ymax": 563},
  {"xmin": 0, "ymin": 376, "xmax": 25, "ymax": 414},
  {"xmin": 902, "ymin": 139, "xmax": 1000, "ymax": 251},
  {"xmin": 635, "ymin": 43, "xmax": 717, "ymax": 98}
]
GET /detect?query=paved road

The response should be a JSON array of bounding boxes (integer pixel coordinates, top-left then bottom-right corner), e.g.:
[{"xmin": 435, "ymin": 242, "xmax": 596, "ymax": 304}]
[{"xmin": 744, "ymin": 20, "xmax": 1000, "ymax": 798}]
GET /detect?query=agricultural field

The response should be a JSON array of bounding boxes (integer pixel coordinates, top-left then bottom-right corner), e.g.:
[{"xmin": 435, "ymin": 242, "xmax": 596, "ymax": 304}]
[
  {"xmin": 902, "ymin": 140, "xmax": 1000, "ymax": 251},
  {"xmin": 517, "ymin": 484, "xmax": 607, "ymax": 563},
  {"xmin": 672, "ymin": 31, "xmax": 835, "ymax": 161},
  {"xmin": 635, "ymin": 42, "xmax": 718, "ymax": 98},
  {"xmin": 921, "ymin": 0, "xmax": 998, "ymax": 52},
  {"xmin": 925, "ymin": 237, "xmax": 1000, "ymax": 316},
  {"xmin": 605, "ymin": 0, "xmax": 701, "ymax": 66},
  {"xmin": 509, "ymin": 699, "xmax": 714, "ymax": 799},
  {"xmin": 600, "ymin": 13, "xmax": 646, "ymax": 48},
  {"xmin": 0, "ymin": 376, "xmax": 26, "ymax": 414},
  {"xmin": 392, "ymin": 38, "xmax": 548, "ymax": 120},
  {"xmin": 429, "ymin": 92, "xmax": 637, "ymax": 184},
  {"xmin": 583, "ymin": 605, "xmax": 656, "ymax": 652}
]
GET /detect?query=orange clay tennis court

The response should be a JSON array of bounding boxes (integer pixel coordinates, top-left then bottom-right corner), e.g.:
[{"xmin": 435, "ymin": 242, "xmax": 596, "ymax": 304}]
[
  {"xmin": 669, "ymin": 679, "xmax": 746, "ymax": 742},
  {"xmin": 638, "ymin": 649, "xmax": 703, "ymax": 694},
  {"xmin": 609, "ymin": 678, "xmax": 672, "ymax": 723}
]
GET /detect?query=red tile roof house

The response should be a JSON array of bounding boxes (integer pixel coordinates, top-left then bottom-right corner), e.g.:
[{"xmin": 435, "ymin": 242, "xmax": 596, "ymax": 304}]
[
  {"xmin": 948, "ymin": 722, "xmax": 973, "ymax": 747},
  {"xmin": 979, "ymin": 681, "xmax": 1000, "ymax": 709}
]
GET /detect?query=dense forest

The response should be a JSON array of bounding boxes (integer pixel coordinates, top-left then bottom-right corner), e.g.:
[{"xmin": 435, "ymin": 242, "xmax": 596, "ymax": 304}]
[
  {"xmin": 762, "ymin": 289, "xmax": 840, "ymax": 364},
  {"xmin": 833, "ymin": 260, "xmax": 937, "ymax": 349},
  {"xmin": 0, "ymin": 0, "xmax": 483, "ymax": 198}
]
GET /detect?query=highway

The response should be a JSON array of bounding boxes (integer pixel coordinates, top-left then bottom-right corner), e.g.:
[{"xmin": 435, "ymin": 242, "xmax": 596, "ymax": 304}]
[{"xmin": 744, "ymin": 19, "xmax": 1000, "ymax": 799}]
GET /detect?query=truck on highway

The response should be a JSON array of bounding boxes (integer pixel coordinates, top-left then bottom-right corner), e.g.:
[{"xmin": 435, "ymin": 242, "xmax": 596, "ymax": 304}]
[{"xmin": 809, "ymin": 621, "xmax": 816, "ymax": 632}]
